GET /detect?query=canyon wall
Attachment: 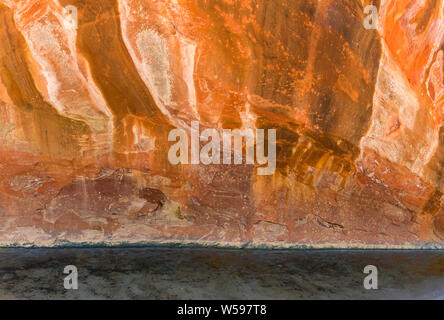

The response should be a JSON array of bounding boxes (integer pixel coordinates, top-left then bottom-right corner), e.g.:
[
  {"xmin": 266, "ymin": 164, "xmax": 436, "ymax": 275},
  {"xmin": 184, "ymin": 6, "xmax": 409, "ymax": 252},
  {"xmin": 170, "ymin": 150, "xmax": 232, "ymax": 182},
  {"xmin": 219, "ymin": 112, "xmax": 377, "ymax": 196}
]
[{"xmin": 0, "ymin": 0, "xmax": 442, "ymax": 248}]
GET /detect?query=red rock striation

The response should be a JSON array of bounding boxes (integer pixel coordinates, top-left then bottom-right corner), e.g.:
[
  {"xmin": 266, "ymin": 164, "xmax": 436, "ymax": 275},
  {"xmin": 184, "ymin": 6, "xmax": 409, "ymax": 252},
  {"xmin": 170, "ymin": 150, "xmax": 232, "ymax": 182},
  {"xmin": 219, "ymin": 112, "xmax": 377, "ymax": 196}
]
[{"xmin": 0, "ymin": 0, "xmax": 442, "ymax": 247}]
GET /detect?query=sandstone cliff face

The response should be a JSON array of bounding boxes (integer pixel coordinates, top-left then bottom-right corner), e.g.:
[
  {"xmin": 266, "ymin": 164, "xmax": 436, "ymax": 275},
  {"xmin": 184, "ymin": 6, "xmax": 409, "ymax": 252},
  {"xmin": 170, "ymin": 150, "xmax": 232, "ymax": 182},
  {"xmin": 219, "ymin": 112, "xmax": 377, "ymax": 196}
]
[{"xmin": 0, "ymin": 0, "xmax": 442, "ymax": 247}]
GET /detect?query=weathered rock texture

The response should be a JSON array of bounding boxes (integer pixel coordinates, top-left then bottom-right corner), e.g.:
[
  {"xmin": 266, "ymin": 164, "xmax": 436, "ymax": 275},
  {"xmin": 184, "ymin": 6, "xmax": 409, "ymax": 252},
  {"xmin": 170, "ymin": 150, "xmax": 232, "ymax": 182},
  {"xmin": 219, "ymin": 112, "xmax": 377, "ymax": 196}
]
[{"xmin": 0, "ymin": 0, "xmax": 442, "ymax": 247}]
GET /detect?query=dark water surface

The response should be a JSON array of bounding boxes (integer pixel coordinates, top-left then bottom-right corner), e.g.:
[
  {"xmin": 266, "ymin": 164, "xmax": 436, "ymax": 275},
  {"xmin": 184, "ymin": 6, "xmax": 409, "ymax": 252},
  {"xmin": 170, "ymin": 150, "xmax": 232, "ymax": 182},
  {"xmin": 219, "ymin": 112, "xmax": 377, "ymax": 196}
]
[{"xmin": 0, "ymin": 248, "xmax": 443, "ymax": 299}]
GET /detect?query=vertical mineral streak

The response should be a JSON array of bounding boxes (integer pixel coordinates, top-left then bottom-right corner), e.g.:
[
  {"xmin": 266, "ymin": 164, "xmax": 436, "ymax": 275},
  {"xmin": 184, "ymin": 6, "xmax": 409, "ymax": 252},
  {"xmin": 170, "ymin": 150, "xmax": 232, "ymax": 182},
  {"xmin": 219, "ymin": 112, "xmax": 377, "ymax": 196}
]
[{"xmin": 0, "ymin": 0, "xmax": 443, "ymax": 247}]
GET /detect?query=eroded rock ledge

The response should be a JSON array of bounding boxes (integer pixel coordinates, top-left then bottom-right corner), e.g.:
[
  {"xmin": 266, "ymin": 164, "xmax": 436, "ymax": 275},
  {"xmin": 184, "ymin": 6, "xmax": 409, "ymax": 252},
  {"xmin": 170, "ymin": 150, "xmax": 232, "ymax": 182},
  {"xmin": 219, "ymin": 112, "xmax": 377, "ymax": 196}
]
[{"xmin": 0, "ymin": 0, "xmax": 443, "ymax": 247}]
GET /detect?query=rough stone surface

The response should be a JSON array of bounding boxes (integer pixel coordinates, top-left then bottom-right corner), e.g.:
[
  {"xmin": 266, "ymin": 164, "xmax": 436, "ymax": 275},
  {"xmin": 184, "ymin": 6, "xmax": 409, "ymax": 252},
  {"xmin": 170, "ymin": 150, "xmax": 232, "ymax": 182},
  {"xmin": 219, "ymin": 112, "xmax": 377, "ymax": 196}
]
[
  {"xmin": 0, "ymin": 0, "xmax": 443, "ymax": 247},
  {"xmin": 0, "ymin": 248, "xmax": 444, "ymax": 299}
]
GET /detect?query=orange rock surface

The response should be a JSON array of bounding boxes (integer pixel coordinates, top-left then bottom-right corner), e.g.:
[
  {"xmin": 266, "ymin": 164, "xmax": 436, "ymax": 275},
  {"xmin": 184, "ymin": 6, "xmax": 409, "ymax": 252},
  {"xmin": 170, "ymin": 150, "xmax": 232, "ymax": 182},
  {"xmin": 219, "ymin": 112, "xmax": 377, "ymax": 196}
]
[{"xmin": 0, "ymin": 0, "xmax": 442, "ymax": 247}]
